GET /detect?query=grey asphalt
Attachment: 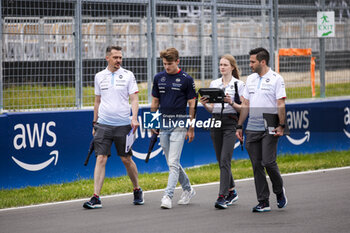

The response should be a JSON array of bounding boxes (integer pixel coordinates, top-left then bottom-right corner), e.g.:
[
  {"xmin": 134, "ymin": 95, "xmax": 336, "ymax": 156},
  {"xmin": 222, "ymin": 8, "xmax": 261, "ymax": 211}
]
[{"xmin": 1, "ymin": 167, "xmax": 350, "ymax": 233}]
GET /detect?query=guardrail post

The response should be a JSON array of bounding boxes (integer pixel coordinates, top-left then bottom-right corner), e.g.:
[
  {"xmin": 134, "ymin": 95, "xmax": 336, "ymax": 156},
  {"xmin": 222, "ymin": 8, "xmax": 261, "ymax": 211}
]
[
  {"xmin": 274, "ymin": 0, "xmax": 279, "ymax": 66},
  {"xmin": 211, "ymin": 0, "xmax": 218, "ymax": 80},
  {"xmin": 147, "ymin": 0, "xmax": 153, "ymax": 104},
  {"xmin": 268, "ymin": 0, "xmax": 275, "ymax": 70},
  {"xmin": 200, "ymin": 0, "xmax": 205, "ymax": 87},
  {"xmin": 74, "ymin": 0, "xmax": 83, "ymax": 108},
  {"xmin": 151, "ymin": 0, "xmax": 157, "ymax": 87},
  {"xmin": 319, "ymin": 0, "xmax": 326, "ymax": 98},
  {"xmin": 0, "ymin": 0, "xmax": 3, "ymax": 113}
]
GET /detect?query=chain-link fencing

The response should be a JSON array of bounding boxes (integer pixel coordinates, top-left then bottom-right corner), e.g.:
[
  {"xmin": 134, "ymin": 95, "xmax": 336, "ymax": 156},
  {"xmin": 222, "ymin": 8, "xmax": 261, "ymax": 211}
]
[
  {"xmin": 1, "ymin": 0, "xmax": 349, "ymax": 112},
  {"xmin": 277, "ymin": 0, "xmax": 350, "ymax": 98}
]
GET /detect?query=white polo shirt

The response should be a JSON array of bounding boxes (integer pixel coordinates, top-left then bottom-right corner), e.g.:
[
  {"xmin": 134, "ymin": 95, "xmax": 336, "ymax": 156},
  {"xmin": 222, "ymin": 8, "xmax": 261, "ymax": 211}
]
[
  {"xmin": 95, "ymin": 67, "xmax": 138, "ymax": 126},
  {"xmin": 243, "ymin": 68, "xmax": 286, "ymax": 131},
  {"xmin": 209, "ymin": 76, "xmax": 245, "ymax": 114}
]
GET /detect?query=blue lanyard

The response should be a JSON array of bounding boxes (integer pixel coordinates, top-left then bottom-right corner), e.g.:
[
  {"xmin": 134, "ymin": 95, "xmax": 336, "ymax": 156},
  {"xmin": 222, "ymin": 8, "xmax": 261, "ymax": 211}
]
[
  {"xmin": 257, "ymin": 76, "xmax": 263, "ymax": 90},
  {"xmin": 111, "ymin": 73, "xmax": 115, "ymax": 86}
]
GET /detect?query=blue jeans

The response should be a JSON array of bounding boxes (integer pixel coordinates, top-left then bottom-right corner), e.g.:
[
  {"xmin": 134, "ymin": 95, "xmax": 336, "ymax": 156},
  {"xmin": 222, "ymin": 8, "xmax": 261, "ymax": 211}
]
[{"xmin": 160, "ymin": 127, "xmax": 191, "ymax": 198}]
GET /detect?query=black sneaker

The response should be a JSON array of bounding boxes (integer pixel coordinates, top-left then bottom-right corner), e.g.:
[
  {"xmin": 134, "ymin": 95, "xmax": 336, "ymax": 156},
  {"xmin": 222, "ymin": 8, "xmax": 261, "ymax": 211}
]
[
  {"xmin": 83, "ymin": 195, "xmax": 102, "ymax": 209},
  {"xmin": 225, "ymin": 189, "xmax": 238, "ymax": 206},
  {"xmin": 215, "ymin": 195, "xmax": 228, "ymax": 209},
  {"xmin": 252, "ymin": 201, "xmax": 271, "ymax": 212},
  {"xmin": 133, "ymin": 188, "xmax": 144, "ymax": 205},
  {"xmin": 277, "ymin": 187, "xmax": 288, "ymax": 208}
]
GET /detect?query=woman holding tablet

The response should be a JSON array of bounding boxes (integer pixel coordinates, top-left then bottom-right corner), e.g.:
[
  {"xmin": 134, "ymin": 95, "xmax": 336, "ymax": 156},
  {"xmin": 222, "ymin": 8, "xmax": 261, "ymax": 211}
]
[{"xmin": 200, "ymin": 54, "xmax": 245, "ymax": 209}]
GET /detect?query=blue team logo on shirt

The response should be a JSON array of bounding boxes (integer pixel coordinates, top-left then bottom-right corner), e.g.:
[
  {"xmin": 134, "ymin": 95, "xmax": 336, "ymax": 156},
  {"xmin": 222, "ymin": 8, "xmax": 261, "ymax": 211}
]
[{"xmin": 144, "ymin": 110, "xmax": 162, "ymax": 129}]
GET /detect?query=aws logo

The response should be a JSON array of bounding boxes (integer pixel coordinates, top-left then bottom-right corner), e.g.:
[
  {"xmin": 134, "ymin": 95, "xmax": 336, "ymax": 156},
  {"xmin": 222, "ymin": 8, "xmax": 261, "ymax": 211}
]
[
  {"xmin": 12, "ymin": 121, "xmax": 58, "ymax": 171},
  {"xmin": 132, "ymin": 116, "xmax": 163, "ymax": 161},
  {"xmin": 344, "ymin": 107, "xmax": 350, "ymax": 138},
  {"xmin": 286, "ymin": 110, "xmax": 310, "ymax": 145}
]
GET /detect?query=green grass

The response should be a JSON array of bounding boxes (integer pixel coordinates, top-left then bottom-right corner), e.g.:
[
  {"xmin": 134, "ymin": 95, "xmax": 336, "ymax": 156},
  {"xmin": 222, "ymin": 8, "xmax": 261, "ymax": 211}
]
[
  {"xmin": 286, "ymin": 82, "xmax": 350, "ymax": 99},
  {"xmin": 325, "ymin": 82, "xmax": 350, "ymax": 97},
  {"xmin": 1, "ymin": 150, "xmax": 350, "ymax": 209},
  {"xmin": 3, "ymin": 82, "xmax": 349, "ymax": 110}
]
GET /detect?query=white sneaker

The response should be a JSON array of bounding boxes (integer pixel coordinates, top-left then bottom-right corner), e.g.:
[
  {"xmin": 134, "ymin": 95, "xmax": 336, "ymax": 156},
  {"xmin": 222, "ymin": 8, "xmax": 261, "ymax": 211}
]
[
  {"xmin": 161, "ymin": 195, "xmax": 172, "ymax": 209},
  {"xmin": 177, "ymin": 188, "xmax": 196, "ymax": 205}
]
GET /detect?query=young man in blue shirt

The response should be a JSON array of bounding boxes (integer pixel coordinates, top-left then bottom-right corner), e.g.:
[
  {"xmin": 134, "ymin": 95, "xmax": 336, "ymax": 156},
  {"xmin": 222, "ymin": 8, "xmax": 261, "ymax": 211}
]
[{"xmin": 151, "ymin": 47, "xmax": 197, "ymax": 209}]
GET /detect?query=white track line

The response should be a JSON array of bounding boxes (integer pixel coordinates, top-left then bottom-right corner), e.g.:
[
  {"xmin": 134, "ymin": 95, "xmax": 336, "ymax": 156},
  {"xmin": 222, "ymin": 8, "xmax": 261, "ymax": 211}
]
[{"xmin": 1, "ymin": 166, "xmax": 349, "ymax": 212}]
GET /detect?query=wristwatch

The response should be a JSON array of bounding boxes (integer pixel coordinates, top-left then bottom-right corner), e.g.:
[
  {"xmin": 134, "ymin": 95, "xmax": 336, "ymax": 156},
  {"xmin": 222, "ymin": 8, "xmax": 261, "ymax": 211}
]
[
  {"xmin": 236, "ymin": 125, "xmax": 243, "ymax": 129},
  {"xmin": 278, "ymin": 123, "xmax": 285, "ymax": 128}
]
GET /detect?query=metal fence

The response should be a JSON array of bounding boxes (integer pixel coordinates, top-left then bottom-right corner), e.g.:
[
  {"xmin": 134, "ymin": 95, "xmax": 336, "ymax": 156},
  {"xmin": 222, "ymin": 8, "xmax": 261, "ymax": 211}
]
[{"xmin": 1, "ymin": 0, "xmax": 349, "ymax": 112}]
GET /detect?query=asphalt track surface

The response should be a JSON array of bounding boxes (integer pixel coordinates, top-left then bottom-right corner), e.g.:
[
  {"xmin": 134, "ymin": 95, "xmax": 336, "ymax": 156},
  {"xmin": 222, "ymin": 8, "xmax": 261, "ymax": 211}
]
[{"xmin": 1, "ymin": 167, "xmax": 350, "ymax": 233}]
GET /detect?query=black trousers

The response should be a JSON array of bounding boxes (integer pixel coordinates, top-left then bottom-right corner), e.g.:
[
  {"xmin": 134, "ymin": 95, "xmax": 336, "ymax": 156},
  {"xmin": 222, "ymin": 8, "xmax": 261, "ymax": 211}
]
[
  {"xmin": 245, "ymin": 130, "xmax": 284, "ymax": 202},
  {"xmin": 210, "ymin": 114, "xmax": 237, "ymax": 196}
]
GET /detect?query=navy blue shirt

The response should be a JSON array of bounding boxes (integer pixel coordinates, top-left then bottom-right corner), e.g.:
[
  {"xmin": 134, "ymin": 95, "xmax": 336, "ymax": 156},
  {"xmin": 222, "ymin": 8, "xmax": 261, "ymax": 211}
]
[{"xmin": 152, "ymin": 69, "xmax": 196, "ymax": 117}]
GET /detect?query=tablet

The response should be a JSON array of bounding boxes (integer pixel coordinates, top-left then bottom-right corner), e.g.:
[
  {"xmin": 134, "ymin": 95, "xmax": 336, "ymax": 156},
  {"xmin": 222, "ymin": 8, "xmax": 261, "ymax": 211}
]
[
  {"xmin": 198, "ymin": 88, "xmax": 225, "ymax": 103},
  {"xmin": 263, "ymin": 113, "xmax": 290, "ymax": 135}
]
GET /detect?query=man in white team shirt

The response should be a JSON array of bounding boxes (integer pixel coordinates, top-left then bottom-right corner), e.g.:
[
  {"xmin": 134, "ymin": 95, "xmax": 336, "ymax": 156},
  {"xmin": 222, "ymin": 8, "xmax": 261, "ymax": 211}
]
[
  {"xmin": 236, "ymin": 47, "xmax": 288, "ymax": 213},
  {"xmin": 83, "ymin": 46, "xmax": 144, "ymax": 209}
]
